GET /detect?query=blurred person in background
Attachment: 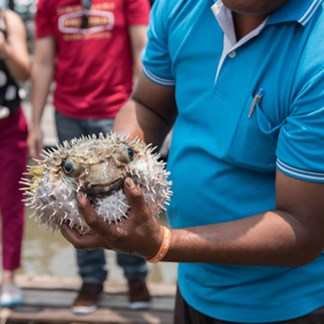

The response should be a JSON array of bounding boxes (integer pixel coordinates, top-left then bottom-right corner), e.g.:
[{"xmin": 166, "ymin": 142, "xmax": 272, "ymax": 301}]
[
  {"xmin": 28, "ymin": 0, "xmax": 150, "ymax": 315},
  {"xmin": 0, "ymin": 0, "xmax": 30, "ymax": 307}
]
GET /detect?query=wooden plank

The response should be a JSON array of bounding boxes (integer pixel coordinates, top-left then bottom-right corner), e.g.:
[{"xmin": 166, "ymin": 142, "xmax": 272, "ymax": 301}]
[
  {"xmin": 16, "ymin": 276, "xmax": 176, "ymax": 297},
  {"xmin": 20, "ymin": 289, "xmax": 174, "ymax": 311},
  {"xmin": 6, "ymin": 308, "xmax": 172, "ymax": 324},
  {"xmin": 3, "ymin": 276, "xmax": 175, "ymax": 324}
]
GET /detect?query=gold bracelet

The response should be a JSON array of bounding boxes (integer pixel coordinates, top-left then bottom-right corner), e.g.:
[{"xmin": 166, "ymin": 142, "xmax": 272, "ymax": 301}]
[{"xmin": 147, "ymin": 226, "xmax": 171, "ymax": 263}]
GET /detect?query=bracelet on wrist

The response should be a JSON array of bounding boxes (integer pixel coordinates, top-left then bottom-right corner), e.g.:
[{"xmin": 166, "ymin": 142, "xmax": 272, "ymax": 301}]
[{"xmin": 146, "ymin": 226, "xmax": 171, "ymax": 263}]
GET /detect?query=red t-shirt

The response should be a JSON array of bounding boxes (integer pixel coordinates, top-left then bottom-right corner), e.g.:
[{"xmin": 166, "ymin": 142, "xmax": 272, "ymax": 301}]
[{"xmin": 36, "ymin": 0, "xmax": 150, "ymax": 119}]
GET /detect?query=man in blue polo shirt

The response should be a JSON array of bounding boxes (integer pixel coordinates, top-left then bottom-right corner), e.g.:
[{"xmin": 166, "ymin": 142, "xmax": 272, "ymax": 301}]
[{"xmin": 61, "ymin": 0, "xmax": 324, "ymax": 322}]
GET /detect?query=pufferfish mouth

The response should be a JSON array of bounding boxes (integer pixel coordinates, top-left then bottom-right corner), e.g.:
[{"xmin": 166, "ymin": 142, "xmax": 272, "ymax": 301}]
[{"xmin": 82, "ymin": 177, "xmax": 125, "ymax": 199}]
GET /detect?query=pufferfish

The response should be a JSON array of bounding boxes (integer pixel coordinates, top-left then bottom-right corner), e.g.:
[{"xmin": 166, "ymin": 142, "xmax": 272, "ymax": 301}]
[{"xmin": 21, "ymin": 133, "xmax": 172, "ymax": 233}]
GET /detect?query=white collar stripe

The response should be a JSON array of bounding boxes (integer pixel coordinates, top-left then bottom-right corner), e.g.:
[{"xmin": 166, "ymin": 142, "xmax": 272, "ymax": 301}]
[
  {"xmin": 277, "ymin": 159, "xmax": 324, "ymax": 178},
  {"xmin": 299, "ymin": 0, "xmax": 322, "ymax": 25},
  {"xmin": 143, "ymin": 66, "xmax": 175, "ymax": 86},
  {"xmin": 277, "ymin": 166, "xmax": 324, "ymax": 182},
  {"xmin": 277, "ymin": 161, "xmax": 324, "ymax": 182}
]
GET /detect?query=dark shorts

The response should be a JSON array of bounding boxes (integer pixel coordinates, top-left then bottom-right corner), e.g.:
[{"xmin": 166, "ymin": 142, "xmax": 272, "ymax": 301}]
[{"xmin": 174, "ymin": 288, "xmax": 324, "ymax": 324}]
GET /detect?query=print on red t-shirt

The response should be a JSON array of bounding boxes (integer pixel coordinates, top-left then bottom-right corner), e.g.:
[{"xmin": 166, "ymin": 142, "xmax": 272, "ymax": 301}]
[{"xmin": 36, "ymin": 0, "xmax": 150, "ymax": 119}]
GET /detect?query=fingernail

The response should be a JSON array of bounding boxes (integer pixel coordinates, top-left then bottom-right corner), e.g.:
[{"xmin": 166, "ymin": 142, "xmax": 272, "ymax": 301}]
[{"xmin": 125, "ymin": 178, "xmax": 135, "ymax": 188}]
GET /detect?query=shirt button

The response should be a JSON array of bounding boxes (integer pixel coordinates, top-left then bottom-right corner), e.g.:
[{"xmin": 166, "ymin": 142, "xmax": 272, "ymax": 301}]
[{"xmin": 228, "ymin": 51, "xmax": 236, "ymax": 58}]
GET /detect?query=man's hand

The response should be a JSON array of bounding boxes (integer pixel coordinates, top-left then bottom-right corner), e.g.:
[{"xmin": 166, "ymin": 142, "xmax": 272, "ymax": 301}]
[
  {"xmin": 27, "ymin": 127, "xmax": 43, "ymax": 158},
  {"xmin": 61, "ymin": 178, "xmax": 164, "ymax": 259}
]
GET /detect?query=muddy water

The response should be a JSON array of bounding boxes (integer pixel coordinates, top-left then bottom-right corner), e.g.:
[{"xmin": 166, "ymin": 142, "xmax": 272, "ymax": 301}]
[{"xmin": 21, "ymin": 211, "xmax": 177, "ymax": 285}]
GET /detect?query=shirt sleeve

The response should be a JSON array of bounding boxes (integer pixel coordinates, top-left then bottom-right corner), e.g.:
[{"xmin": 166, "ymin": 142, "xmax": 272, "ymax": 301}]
[
  {"xmin": 276, "ymin": 71, "xmax": 324, "ymax": 183},
  {"xmin": 141, "ymin": 0, "xmax": 175, "ymax": 86},
  {"xmin": 35, "ymin": 0, "xmax": 56, "ymax": 39},
  {"xmin": 125, "ymin": 0, "xmax": 150, "ymax": 26}
]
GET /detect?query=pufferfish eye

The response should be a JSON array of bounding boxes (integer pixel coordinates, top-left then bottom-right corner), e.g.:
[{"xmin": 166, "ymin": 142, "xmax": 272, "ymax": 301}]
[
  {"xmin": 117, "ymin": 145, "xmax": 135, "ymax": 164},
  {"xmin": 127, "ymin": 147, "xmax": 134, "ymax": 160},
  {"xmin": 62, "ymin": 159, "xmax": 76, "ymax": 176}
]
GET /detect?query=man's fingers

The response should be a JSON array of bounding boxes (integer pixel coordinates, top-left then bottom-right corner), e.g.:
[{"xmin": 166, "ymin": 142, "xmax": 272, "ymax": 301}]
[
  {"xmin": 77, "ymin": 193, "xmax": 110, "ymax": 235},
  {"xmin": 124, "ymin": 178, "xmax": 146, "ymax": 214},
  {"xmin": 60, "ymin": 224, "xmax": 102, "ymax": 249}
]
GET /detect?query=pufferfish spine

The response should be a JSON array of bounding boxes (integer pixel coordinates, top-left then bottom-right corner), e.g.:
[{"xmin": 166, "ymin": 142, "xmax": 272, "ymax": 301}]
[{"xmin": 21, "ymin": 133, "xmax": 172, "ymax": 233}]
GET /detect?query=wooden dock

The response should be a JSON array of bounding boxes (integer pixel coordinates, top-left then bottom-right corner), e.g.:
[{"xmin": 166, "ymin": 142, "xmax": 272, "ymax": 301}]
[{"xmin": 1, "ymin": 276, "xmax": 175, "ymax": 324}]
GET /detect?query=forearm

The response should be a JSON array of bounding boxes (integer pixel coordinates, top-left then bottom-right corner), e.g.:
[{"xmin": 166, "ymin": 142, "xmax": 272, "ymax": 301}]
[
  {"xmin": 164, "ymin": 210, "xmax": 321, "ymax": 266},
  {"xmin": 30, "ymin": 62, "xmax": 53, "ymax": 127},
  {"xmin": 132, "ymin": 61, "xmax": 141, "ymax": 85},
  {"xmin": 129, "ymin": 25, "xmax": 147, "ymax": 82},
  {"xmin": 132, "ymin": 50, "xmax": 142, "ymax": 82},
  {"xmin": 113, "ymin": 97, "xmax": 171, "ymax": 147},
  {"xmin": 3, "ymin": 43, "xmax": 30, "ymax": 81}
]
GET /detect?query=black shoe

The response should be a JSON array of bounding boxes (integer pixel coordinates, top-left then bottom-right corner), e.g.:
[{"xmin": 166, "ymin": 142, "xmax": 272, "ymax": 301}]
[
  {"xmin": 128, "ymin": 279, "xmax": 151, "ymax": 310},
  {"xmin": 72, "ymin": 282, "xmax": 103, "ymax": 315}
]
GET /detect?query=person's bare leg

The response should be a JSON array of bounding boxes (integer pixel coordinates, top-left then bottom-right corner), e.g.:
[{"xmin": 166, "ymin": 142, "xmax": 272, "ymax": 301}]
[{"xmin": 2, "ymin": 270, "xmax": 15, "ymax": 285}]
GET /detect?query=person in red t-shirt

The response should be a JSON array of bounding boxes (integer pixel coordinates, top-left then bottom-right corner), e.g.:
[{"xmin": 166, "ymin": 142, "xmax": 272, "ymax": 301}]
[{"xmin": 28, "ymin": 0, "xmax": 150, "ymax": 315}]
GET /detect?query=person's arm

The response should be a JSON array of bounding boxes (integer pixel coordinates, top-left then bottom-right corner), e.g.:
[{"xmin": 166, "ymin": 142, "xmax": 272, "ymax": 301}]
[
  {"xmin": 163, "ymin": 172, "xmax": 324, "ymax": 265},
  {"xmin": 113, "ymin": 72, "xmax": 177, "ymax": 146},
  {"xmin": 1, "ymin": 10, "xmax": 30, "ymax": 81},
  {"xmin": 129, "ymin": 25, "xmax": 147, "ymax": 81},
  {"xmin": 62, "ymin": 73, "xmax": 324, "ymax": 267},
  {"xmin": 125, "ymin": 0, "xmax": 150, "ymax": 81},
  {"xmin": 61, "ymin": 71, "xmax": 324, "ymax": 268},
  {"xmin": 28, "ymin": 37, "xmax": 55, "ymax": 157},
  {"xmin": 61, "ymin": 158, "xmax": 324, "ymax": 267}
]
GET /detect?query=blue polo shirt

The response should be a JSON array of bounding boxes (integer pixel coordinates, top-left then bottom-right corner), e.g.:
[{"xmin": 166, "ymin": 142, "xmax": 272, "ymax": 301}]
[{"xmin": 143, "ymin": 0, "xmax": 324, "ymax": 322}]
